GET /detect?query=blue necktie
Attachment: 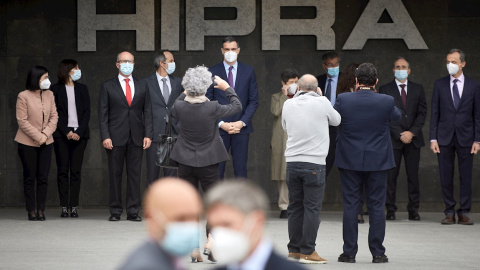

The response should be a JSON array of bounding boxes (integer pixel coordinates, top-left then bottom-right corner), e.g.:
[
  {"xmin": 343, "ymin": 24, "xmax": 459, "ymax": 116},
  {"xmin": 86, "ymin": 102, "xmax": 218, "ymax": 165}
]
[
  {"xmin": 452, "ymin": 79, "xmax": 460, "ymax": 109},
  {"xmin": 325, "ymin": 79, "xmax": 332, "ymax": 101}
]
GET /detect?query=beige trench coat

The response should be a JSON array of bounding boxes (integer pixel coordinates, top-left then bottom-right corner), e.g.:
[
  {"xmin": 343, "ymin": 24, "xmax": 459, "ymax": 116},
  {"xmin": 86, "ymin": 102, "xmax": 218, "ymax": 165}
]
[{"xmin": 270, "ymin": 92, "xmax": 289, "ymax": 181}]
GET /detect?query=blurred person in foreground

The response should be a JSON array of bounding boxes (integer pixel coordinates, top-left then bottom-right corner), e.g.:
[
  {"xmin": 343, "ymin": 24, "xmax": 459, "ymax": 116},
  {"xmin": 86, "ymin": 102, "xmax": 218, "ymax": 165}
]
[
  {"xmin": 119, "ymin": 178, "xmax": 202, "ymax": 270},
  {"xmin": 206, "ymin": 180, "xmax": 306, "ymax": 270}
]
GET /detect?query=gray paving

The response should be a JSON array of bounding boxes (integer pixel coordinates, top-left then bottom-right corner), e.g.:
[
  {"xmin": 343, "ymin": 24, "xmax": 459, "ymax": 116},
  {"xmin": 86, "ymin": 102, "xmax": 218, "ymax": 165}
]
[{"xmin": 0, "ymin": 209, "xmax": 479, "ymax": 270}]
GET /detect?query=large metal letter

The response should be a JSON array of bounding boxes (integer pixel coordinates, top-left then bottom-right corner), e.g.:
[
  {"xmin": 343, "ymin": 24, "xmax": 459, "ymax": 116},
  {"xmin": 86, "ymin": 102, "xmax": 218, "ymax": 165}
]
[
  {"xmin": 77, "ymin": 0, "xmax": 155, "ymax": 51},
  {"xmin": 161, "ymin": 0, "xmax": 180, "ymax": 50},
  {"xmin": 262, "ymin": 0, "xmax": 335, "ymax": 50},
  {"xmin": 343, "ymin": 0, "xmax": 428, "ymax": 50},
  {"xmin": 185, "ymin": 0, "xmax": 256, "ymax": 51}
]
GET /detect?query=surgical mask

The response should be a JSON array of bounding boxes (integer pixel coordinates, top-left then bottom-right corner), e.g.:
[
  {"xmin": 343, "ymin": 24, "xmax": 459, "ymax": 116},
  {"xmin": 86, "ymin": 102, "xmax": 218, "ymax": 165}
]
[
  {"xmin": 224, "ymin": 51, "xmax": 238, "ymax": 63},
  {"xmin": 160, "ymin": 221, "xmax": 200, "ymax": 256},
  {"xmin": 165, "ymin": 62, "xmax": 176, "ymax": 75},
  {"xmin": 120, "ymin": 62, "xmax": 134, "ymax": 76},
  {"xmin": 394, "ymin": 70, "xmax": 408, "ymax": 81},
  {"xmin": 327, "ymin": 66, "xmax": 340, "ymax": 77},
  {"xmin": 447, "ymin": 63, "xmax": 459, "ymax": 75},
  {"xmin": 70, "ymin": 69, "xmax": 82, "ymax": 81},
  {"xmin": 40, "ymin": 78, "xmax": 51, "ymax": 90},
  {"xmin": 288, "ymin": 83, "xmax": 298, "ymax": 95}
]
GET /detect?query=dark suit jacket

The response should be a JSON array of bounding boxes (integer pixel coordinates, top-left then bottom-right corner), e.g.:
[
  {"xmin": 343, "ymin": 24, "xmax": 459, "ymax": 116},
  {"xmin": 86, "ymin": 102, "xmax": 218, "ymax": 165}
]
[
  {"xmin": 143, "ymin": 74, "xmax": 183, "ymax": 141},
  {"xmin": 379, "ymin": 80, "xmax": 427, "ymax": 149},
  {"xmin": 206, "ymin": 61, "xmax": 259, "ymax": 134},
  {"xmin": 51, "ymin": 82, "xmax": 91, "ymax": 139},
  {"xmin": 118, "ymin": 240, "xmax": 175, "ymax": 270},
  {"xmin": 316, "ymin": 72, "xmax": 342, "ymax": 97},
  {"xmin": 170, "ymin": 88, "xmax": 242, "ymax": 167},
  {"xmin": 334, "ymin": 90, "xmax": 402, "ymax": 171},
  {"xmin": 429, "ymin": 75, "xmax": 480, "ymax": 147},
  {"xmin": 98, "ymin": 76, "xmax": 153, "ymax": 147},
  {"xmin": 215, "ymin": 250, "xmax": 306, "ymax": 270}
]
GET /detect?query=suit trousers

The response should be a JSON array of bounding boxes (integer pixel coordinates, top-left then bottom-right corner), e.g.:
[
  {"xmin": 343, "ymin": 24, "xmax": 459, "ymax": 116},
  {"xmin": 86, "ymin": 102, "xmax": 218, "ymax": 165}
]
[
  {"xmin": 386, "ymin": 145, "xmax": 421, "ymax": 213},
  {"xmin": 177, "ymin": 163, "xmax": 219, "ymax": 193},
  {"xmin": 106, "ymin": 137, "xmax": 143, "ymax": 216},
  {"xmin": 17, "ymin": 143, "xmax": 53, "ymax": 212},
  {"xmin": 438, "ymin": 134, "xmax": 473, "ymax": 215},
  {"xmin": 145, "ymin": 141, "xmax": 178, "ymax": 186},
  {"xmin": 325, "ymin": 126, "xmax": 337, "ymax": 178},
  {"xmin": 339, "ymin": 168, "xmax": 387, "ymax": 257},
  {"xmin": 286, "ymin": 162, "xmax": 325, "ymax": 255},
  {"xmin": 277, "ymin": 181, "xmax": 289, "ymax": 211},
  {"xmin": 53, "ymin": 135, "xmax": 87, "ymax": 207},
  {"xmin": 219, "ymin": 133, "xmax": 249, "ymax": 179}
]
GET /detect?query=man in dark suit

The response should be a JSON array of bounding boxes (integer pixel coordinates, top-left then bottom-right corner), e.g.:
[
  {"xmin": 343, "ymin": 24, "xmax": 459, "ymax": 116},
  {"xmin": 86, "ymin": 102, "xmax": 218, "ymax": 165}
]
[
  {"xmin": 119, "ymin": 178, "xmax": 203, "ymax": 270},
  {"xmin": 316, "ymin": 51, "xmax": 342, "ymax": 178},
  {"xmin": 98, "ymin": 51, "xmax": 153, "ymax": 222},
  {"xmin": 144, "ymin": 50, "xmax": 183, "ymax": 186},
  {"xmin": 430, "ymin": 49, "xmax": 480, "ymax": 225},
  {"xmin": 206, "ymin": 36, "xmax": 259, "ymax": 179},
  {"xmin": 379, "ymin": 57, "xmax": 427, "ymax": 221},
  {"xmin": 206, "ymin": 181, "xmax": 305, "ymax": 270},
  {"xmin": 334, "ymin": 63, "xmax": 401, "ymax": 264}
]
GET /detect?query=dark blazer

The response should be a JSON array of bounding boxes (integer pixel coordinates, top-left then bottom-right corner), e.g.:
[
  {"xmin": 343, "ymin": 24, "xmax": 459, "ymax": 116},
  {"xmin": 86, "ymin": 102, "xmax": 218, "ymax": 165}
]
[
  {"xmin": 118, "ymin": 240, "xmax": 175, "ymax": 270},
  {"xmin": 215, "ymin": 250, "xmax": 306, "ymax": 270},
  {"xmin": 206, "ymin": 61, "xmax": 259, "ymax": 134},
  {"xmin": 170, "ymin": 88, "xmax": 242, "ymax": 167},
  {"xmin": 429, "ymin": 75, "xmax": 480, "ymax": 147},
  {"xmin": 143, "ymin": 74, "xmax": 183, "ymax": 141},
  {"xmin": 379, "ymin": 80, "xmax": 427, "ymax": 149},
  {"xmin": 334, "ymin": 90, "xmax": 402, "ymax": 171},
  {"xmin": 316, "ymin": 72, "xmax": 342, "ymax": 96},
  {"xmin": 98, "ymin": 76, "xmax": 153, "ymax": 147},
  {"xmin": 51, "ymin": 82, "xmax": 91, "ymax": 139}
]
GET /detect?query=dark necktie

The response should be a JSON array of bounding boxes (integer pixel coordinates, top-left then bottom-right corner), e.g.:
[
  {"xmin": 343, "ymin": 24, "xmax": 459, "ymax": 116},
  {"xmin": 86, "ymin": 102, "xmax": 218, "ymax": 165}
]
[
  {"xmin": 228, "ymin": 66, "xmax": 234, "ymax": 88},
  {"xmin": 400, "ymin": 84, "xmax": 407, "ymax": 108},
  {"xmin": 161, "ymin": 78, "xmax": 170, "ymax": 103},
  {"xmin": 325, "ymin": 78, "xmax": 332, "ymax": 101},
  {"xmin": 124, "ymin": 78, "xmax": 132, "ymax": 106},
  {"xmin": 452, "ymin": 79, "xmax": 460, "ymax": 109}
]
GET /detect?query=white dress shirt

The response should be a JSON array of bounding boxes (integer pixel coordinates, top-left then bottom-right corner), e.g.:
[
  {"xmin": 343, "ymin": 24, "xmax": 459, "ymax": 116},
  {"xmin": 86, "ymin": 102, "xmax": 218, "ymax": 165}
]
[
  {"xmin": 156, "ymin": 72, "xmax": 172, "ymax": 97},
  {"xmin": 395, "ymin": 79, "xmax": 408, "ymax": 95},
  {"xmin": 118, "ymin": 74, "xmax": 135, "ymax": 99},
  {"xmin": 227, "ymin": 239, "xmax": 273, "ymax": 270},
  {"xmin": 450, "ymin": 73, "xmax": 465, "ymax": 99}
]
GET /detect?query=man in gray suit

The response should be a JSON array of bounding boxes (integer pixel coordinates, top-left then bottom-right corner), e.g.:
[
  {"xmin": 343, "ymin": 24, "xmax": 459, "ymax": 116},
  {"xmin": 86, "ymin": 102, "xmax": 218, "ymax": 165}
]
[
  {"xmin": 119, "ymin": 177, "xmax": 202, "ymax": 270},
  {"xmin": 144, "ymin": 50, "xmax": 184, "ymax": 186}
]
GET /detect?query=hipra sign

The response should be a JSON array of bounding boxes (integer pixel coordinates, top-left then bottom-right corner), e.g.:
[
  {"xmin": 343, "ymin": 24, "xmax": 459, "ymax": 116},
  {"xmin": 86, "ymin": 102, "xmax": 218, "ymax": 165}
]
[{"xmin": 77, "ymin": 0, "xmax": 428, "ymax": 51}]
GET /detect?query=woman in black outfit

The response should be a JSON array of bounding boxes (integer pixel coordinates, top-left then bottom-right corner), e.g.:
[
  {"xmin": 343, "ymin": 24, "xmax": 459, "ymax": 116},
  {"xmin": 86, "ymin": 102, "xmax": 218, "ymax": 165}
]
[{"xmin": 51, "ymin": 59, "xmax": 90, "ymax": 218}]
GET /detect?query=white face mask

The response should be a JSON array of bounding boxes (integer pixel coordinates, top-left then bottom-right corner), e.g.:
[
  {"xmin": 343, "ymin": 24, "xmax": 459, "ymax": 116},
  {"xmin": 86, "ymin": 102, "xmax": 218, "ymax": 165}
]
[
  {"xmin": 40, "ymin": 78, "xmax": 51, "ymax": 90},
  {"xmin": 224, "ymin": 51, "xmax": 238, "ymax": 63},
  {"xmin": 447, "ymin": 63, "xmax": 460, "ymax": 75},
  {"xmin": 288, "ymin": 83, "xmax": 298, "ymax": 95},
  {"xmin": 211, "ymin": 227, "xmax": 250, "ymax": 265}
]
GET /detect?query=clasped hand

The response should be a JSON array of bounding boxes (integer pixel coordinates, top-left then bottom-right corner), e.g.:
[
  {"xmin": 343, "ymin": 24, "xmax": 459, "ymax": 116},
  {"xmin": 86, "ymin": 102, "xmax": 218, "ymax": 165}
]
[{"xmin": 220, "ymin": 121, "xmax": 243, "ymax": 134}]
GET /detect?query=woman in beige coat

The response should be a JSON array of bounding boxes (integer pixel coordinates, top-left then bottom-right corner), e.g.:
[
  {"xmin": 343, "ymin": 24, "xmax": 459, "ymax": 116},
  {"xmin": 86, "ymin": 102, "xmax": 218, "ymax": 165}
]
[{"xmin": 15, "ymin": 66, "xmax": 58, "ymax": 221}]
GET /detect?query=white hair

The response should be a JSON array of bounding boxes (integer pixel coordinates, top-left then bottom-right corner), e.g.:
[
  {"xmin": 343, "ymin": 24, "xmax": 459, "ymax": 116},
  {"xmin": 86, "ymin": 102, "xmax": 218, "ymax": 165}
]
[{"xmin": 182, "ymin": 65, "xmax": 212, "ymax": 97}]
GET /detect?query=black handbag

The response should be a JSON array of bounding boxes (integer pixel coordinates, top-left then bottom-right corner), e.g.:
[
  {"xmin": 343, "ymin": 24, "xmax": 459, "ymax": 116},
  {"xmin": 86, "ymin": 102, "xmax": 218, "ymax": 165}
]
[{"xmin": 156, "ymin": 112, "xmax": 178, "ymax": 168}]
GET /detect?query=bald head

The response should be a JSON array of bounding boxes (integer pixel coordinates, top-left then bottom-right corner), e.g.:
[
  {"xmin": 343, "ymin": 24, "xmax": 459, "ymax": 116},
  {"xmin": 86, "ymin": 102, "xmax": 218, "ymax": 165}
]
[
  {"xmin": 116, "ymin": 51, "xmax": 134, "ymax": 62},
  {"xmin": 298, "ymin": 74, "xmax": 318, "ymax": 92}
]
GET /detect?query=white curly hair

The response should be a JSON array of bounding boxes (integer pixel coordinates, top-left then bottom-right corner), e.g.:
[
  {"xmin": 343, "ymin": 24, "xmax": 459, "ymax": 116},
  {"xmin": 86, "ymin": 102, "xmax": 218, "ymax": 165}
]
[{"xmin": 181, "ymin": 65, "xmax": 213, "ymax": 97}]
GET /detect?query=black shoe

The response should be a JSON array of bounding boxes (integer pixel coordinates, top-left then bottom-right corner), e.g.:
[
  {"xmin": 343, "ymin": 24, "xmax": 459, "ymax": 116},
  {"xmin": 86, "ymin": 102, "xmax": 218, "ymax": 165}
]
[
  {"xmin": 109, "ymin": 215, "xmax": 121, "ymax": 221},
  {"xmin": 70, "ymin": 207, "xmax": 79, "ymax": 218},
  {"xmin": 358, "ymin": 214, "xmax": 364, "ymax": 224},
  {"xmin": 338, "ymin": 253, "xmax": 356, "ymax": 263},
  {"xmin": 61, "ymin": 207, "xmax": 69, "ymax": 218},
  {"xmin": 279, "ymin": 210, "xmax": 288, "ymax": 219},
  {"xmin": 127, "ymin": 214, "xmax": 142, "ymax": 222},
  {"xmin": 372, "ymin": 254, "xmax": 388, "ymax": 263},
  {"xmin": 408, "ymin": 211, "xmax": 420, "ymax": 221},
  {"xmin": 203, "ymin": 248, "xmax": 216, "ymax": 262},
  {"xmin": 28, "ymin": 211, "xmax": 37, "ymax": 221},
  {"xmin": 37, "ymin": 211, "xmax": 46, "ymax": 221},
  {"xmin": 386, "ymin": 211, "xmax": 395, "ymax": 220}
]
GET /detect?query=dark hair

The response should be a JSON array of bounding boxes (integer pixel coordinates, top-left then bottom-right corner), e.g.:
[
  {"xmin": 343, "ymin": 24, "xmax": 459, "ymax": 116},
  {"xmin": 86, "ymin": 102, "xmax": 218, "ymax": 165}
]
[
  {"xmin": 280, "ymin": 69, "xmax": 299, "ymax": 83},
  {"xmin": 57, "ymin": 59, "xmax": 78, "ymax": 84},
  {"xmin": 222, "ymin": 36, "xmax": 239, "ymax": 48},
  {"xmin": 448, "ymin": 48, "xmax": 465, "ymax": 62},
  {"xmin": 321, "ymin": 51, "xmax": 339, "ymax": 64},
  {"xmin": 355, "ymin": 63, "xmax": 377, "ymax": 86},
  {"xmin": 337, "ymin": 63, "xmax": 360, "ymax": 95},
  {"xmin": 154, "ymin": 50, "xmax": 169, "ymax": 69},
  {"xmin": 25, "ymin": 65, "xmax": 49, "ymax": 91}
]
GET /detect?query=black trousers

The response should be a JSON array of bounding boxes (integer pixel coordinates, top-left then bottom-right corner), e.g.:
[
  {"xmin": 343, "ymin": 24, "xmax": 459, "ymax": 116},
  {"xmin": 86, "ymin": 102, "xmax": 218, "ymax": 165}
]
[
  {"xmin": 325, "ymin": 126, "xmax": 337, "ymax": 178},
  {"xmin": 106, "ymin": 137, "xmax": 143, "ymax": 216},
  {"xmin": 53, "ymin": 135, "xmax": 88, "ymax": 207},
  {"xmin": 145, "ymin": 141, "xmax": 177, "ymax": 186},
  {"xmin": 177, "ymin": 163, "xmax": 219, "ymax": 193},
  {"xmin": 17, "ymin": 143, "xmax": 53, "ymax": 212},
  {"xmin": 386, "ymin": 145, "xmax": 421, "ymax": 213}
]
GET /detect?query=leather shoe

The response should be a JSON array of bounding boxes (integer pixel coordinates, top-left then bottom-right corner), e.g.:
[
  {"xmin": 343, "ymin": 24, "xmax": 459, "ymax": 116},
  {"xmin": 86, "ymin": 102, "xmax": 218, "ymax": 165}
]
[
  {"xmin": 70, "ymin": 207, "xmax": 79, "ymax": 218},
  {"xmin": 127, "ymin": 214, "xmax": 142, "ymax": 222},
  {"xmin": 408, "ymin": 211, "xmax": 421, "ymax": 221},
  {"xmin": 441, "ymin": 215, "xmax": 455, "ymax": 225},
  {"xmin": 28, "ymin": 211, "xmax": 37, "ymax": 221},
  {"xmin": 109, "ymin": 215, "xmax": 121, "ymax": 221},
  {"xmin": 386, "ymin": 211, "xmax": 395, "ymax": 220},
  {"xmin": 37, "ymin": 211, "xmax": 46, "ymax": 221},
  {"xmin": 458, "ymin": 214, "xmax": 474, "ymax": 225},
  {"xmin": 279, "ymin": 210, "xmax": 288, "ymax": 219},
  {"xmin": 61, "ymin": 207, "xmax": 69, "ymax": 218},
  {"xmin": 358, "ymin": 214, "xmax": 364, "ymax": 224},
  {"xmin": 372, "ymin": 254, "xmax": 388, "ymax": 263},
  {"xmin": 338, "ymin": 253, "xmax": 356, "ymax": 263}
]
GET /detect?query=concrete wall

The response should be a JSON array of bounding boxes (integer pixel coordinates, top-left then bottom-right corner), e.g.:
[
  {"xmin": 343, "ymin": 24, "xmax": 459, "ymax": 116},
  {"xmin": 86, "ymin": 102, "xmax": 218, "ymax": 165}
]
[{"xmin": 1, "ymin": 0, "xmax": 480, "ymax": 211}]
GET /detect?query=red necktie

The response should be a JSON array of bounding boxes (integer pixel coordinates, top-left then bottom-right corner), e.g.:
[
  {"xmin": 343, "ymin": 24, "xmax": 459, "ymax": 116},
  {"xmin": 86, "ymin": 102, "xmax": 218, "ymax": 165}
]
[
  {"xmin": 400, "ymin": 84, "xmax": 407, "ymax": 108},
  {"xmin": 125, "ymin": 78, "xmax": 132, "ymax": 106}
]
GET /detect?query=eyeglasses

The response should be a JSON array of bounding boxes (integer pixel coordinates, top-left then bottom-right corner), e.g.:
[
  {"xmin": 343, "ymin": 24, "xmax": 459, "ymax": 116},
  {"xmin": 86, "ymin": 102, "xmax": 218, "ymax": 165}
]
[{"xmin": 117, "ymin": 60, "xmax": 134, "ymax": 64}]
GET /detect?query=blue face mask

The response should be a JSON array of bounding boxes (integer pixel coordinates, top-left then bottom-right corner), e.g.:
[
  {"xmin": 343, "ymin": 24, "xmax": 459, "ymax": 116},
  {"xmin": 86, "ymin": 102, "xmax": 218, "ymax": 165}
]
[
  {"xmin": 160, "ymin": 222, "xmax": 200, "ymax": 256},
  {"xmin": 120, "ymin": 62, "xmax": 134, "ymax": 76},
  {"xmin": 70, "ymin": 69, "xmax": 82, "ymax": 81},
  {"xmin": 327, "ymin": 66, "xmax": 340, "ymax": 77},
  {"xmin": 395, "ymin": 70, "xmax": 408, "ymax": 81},
  {"xmin": 165, "ymin": 62, "xmax": 176, "ymax": 75}
]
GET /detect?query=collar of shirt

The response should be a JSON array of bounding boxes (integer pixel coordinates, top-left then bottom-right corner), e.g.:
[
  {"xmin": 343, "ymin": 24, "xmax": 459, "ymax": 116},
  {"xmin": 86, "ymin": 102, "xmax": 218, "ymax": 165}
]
[
  {"xmin": 156, "ymin": 72, "xmax": 169, "ymax": 84},
  {"xmin": 118, "ymin": 74, "xmax": 133, "ymax": 83},
  {"xmin": 223, "ymin": 61, "xmax": 238, "ymax": 72},
  {"xmin": 227, "ymin": 239, "xmax": 273, "ymax": 270},
  {"xmin": 325, "ymin": 75, "xmax": 338, "ymax": 106},
  {"xmin": 118, "ymin": 74, "xmax": 135, "ymax": 97},
  {"xmin": 395, "ymin": 79, "xmax": 408, "ymax": 94},
  {"xmin": 450, "ymin": 73, "xmax": 465, "ymax": 98}
]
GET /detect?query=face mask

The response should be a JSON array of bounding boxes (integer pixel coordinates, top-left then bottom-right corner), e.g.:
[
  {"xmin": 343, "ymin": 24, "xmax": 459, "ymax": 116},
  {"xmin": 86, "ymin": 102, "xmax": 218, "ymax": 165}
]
[
  {"xmin": 160, "ymin": 221, "xmax": 200, "ymax": 256},
  {"xmin": 447, "ymin": 63, "xmax": 459, "ymax": 75},
  {"xmin": 394, "ymin": 70, "xmax": 408, "ymax": 81},
  {"xmin": 70, "ymin": 69, "xmax": 82, "ymax": 81},
  {"xmin": 224, "ymin": 51, "xmax": 238, "ymax": 63},
  {"xmin": 211, "ymin": 227, "xmax": 250, "ymax": 265},
  {"xmin": 40, "ymin": 78, "xmax": 51, "ymax": 90},
  {"xmin": 288, "ymin": 83, "xmax": 297, "ymax": 95},
  {"xmin": 165, "ymin": 62, "xmax": 176, "ymax": 75},
  {"xmin": 327, "ymin": 66, "xmax": 340, "ymax": 77},
  {"xmin": 120, "ymin": 62, "xmax": 134, "ymax": 76}
]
